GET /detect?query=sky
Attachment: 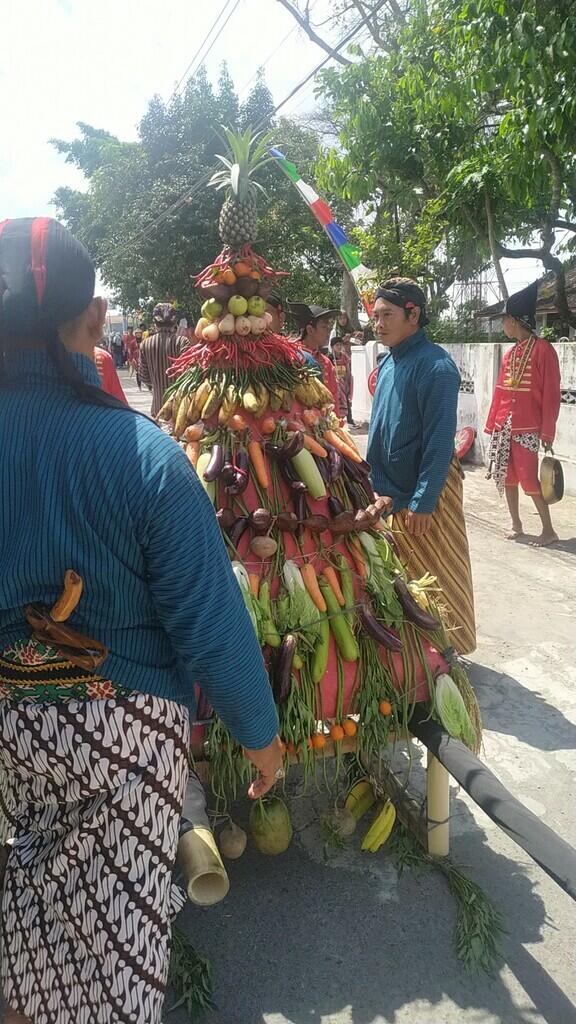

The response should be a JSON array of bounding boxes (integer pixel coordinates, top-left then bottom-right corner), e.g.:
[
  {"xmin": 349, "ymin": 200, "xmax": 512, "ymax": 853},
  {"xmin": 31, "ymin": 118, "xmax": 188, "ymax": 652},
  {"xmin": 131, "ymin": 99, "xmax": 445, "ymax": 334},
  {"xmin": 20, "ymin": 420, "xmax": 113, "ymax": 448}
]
[{"xmin": 1, "ymin": 0, "xmax": 541, "ymax": 296}]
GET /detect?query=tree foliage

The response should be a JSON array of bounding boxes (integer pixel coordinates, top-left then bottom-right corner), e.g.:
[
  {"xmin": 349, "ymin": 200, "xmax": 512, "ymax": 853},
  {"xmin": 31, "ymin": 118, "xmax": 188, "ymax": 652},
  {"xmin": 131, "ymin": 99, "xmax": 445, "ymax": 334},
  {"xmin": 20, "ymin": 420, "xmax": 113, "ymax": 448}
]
[
  {"xmin": 301, "ymin": 0, "xmax": 576, "ymax": 323},
  {"xmin": 51, "ymin": 68, "xmax": 347, "ymax": 315}
]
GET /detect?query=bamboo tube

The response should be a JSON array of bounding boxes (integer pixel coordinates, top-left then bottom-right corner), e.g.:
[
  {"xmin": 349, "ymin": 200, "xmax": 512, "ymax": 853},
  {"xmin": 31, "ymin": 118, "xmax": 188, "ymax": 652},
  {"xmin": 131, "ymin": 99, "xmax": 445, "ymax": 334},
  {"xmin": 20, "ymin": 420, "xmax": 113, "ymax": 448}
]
[
  {"xmin": 426, "ymin": 751, "xmax": 450, "ymax": 857},
  {"xmin": 177, "ymin": 823, "xmax": 230, "ymax": 906}
]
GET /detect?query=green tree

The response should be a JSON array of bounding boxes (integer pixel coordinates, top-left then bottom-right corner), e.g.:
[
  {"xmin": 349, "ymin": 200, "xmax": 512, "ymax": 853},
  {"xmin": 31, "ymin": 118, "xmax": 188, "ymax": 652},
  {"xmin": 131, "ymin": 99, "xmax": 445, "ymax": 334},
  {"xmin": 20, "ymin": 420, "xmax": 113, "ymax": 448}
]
[
  {"xmin": 52, "ymin": 68, "xmax": 346, "ymax": 315},
  {"xmin": 308, "ymin": 0, "xmax": 576, "ymax": 323}
]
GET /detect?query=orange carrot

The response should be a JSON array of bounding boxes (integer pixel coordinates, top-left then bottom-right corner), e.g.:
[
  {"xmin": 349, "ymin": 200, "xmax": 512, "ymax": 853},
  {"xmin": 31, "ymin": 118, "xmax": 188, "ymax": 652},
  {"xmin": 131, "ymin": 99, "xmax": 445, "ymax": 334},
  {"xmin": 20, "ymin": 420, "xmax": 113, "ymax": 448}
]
[
  {"xmin": 248, "ymin": 573, "xmax": 260, "ymax": 598},
  {"xmin": 247, "ymin": 440, "xmax": 269, "ymax": 488},
  {"xmin": 342, "ymin": 719, "xmax": 357, "ymax": 737},
  {"xmin": 347, "ymin": 536, "xmax": 368, "ymax": 580},
  {"xmin": 330, "ymin": 724, "xmax": 345, "ymax": 742},
  {"xmin": 311, "ymin": 733, "xmax": 326, "ymax": 749},
  {"xmin": 336, "ymin": 426, "xmax": 360, "ymax": 453},
  {"xmin": 324, "ymin": 429, "xmax": 363, "ymax": 463},
  {"xmin": 321, "ymin": 566, "xmax": 346, "ymax": 607},
  {"xmin": 303, "ymin": 434, "xmax": 328, "ymax": 458},
  {"xmin": 379, "ymin": 700, "xmax": 393, "ymax": 717},
  {"xmin": 301, "ymin": 563, "xmax": 327, "ymax": 612},
  {"xmin": 185, "ymin": 441, "xmax": 200, "ymax": 468}
]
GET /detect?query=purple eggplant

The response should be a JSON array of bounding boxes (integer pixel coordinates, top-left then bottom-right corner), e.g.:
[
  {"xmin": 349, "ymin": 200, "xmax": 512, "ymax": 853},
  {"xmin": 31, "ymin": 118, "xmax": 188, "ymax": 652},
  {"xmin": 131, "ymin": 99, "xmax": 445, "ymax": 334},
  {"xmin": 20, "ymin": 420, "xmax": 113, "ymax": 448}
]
[
  {"xmin": 216, "ymin": 508, "xmax": 236, "ymax": 532},
  {"xmin": 228, "ymin": 516, "xmax": 250, "ymax": 548},
  {"xmin": 221, "ymin": 449, "xmax": 237, "ymax": 487},
  {"xmin": 344, "ymin": 479, "xmax": 364, "ymax": 512},
  {"xmin": 359, "ymin": 601, "xmax": 403, "ymax": 651},
  {"xmin": 279, "ymin": 459, "xmax": 299, "ymax": 486},
  {"xmin": 324, "ymin": 442, "xmax": 343, "ymax": 481},
  {"xmin": 328, "ymin": 495, "xmax": 345, "ymax": 519},
  {"xmin": 314, "ymin": 455, "xmax": 331, "ymax": 485},
  {"xmin": 273, "ymin": 634, "xmax": 297, "ymax": 703},
  {"xmin": 292, "ymin": 486, "xmax": 309, "ymax": 523},
  {"xmin": 226, "ymin": 450, "xmax": 249, "ymax": 495},
  {"xmin": 279, "ymin": 431, "xmax": 304, "ymax": 461},
  {"xmin": 383, "ymin": 530, "xmax": 398, "ymax": 553},
  {"xmin": 393, "ymin": 577, "xmax": 440, "ymax": 631},
  {"xmin": 203, "ymin": 443, "xmax": 224, "ymax": 482}
]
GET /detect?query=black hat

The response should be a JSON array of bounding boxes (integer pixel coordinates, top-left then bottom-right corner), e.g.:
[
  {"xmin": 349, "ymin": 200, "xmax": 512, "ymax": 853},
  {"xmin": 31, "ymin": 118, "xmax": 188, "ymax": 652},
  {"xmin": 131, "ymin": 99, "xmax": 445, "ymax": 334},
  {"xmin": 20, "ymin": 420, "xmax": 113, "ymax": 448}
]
[
  {"xmin": 152, "ymin": 302, "xmax": 177, "ymax": 327},
  {"xmin": 503, "ymin": 281, "xmax": 538, "ymax": 331},
  {"xmin": 287, "ymin": 302, "xmax": 340, "ymax": 328},
  {"xmin": 375, "ymin": 279, "xmax": 429, "ymax": 326},
  {"xmin": 0, "ymin": 217, "xmax": 95, "ymax": 338}
]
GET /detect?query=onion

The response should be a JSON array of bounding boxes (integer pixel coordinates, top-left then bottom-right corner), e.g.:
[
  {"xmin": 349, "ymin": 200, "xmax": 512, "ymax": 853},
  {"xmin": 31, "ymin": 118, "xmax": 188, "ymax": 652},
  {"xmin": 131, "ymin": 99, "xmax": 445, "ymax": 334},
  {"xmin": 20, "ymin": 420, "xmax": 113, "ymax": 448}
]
[
  {"xmin": 250, "ymin": 535, "xmax": 278, "ymax": 559},
  {"xmin": 218, "ymin": 820, "xmax": 247, "ymax": 860}
]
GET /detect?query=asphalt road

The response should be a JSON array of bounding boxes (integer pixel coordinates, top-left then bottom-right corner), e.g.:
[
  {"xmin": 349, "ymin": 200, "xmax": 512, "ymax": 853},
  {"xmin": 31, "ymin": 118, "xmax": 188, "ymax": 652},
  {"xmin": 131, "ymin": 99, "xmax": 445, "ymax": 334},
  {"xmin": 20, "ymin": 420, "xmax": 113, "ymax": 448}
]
[{"xmin": 120, "ymin": 372, "xmax": 576, "ymax": 1024}]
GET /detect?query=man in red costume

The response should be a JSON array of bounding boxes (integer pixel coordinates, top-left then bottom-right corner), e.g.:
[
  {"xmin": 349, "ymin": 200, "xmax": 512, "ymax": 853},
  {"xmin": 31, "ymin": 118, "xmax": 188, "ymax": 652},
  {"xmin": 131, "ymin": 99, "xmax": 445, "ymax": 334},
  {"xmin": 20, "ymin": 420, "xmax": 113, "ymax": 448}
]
[
  {"xmin": 485, "ymin": 281, "xmax": 561, "ymax": 546},
  {"xmin": 287, "ymin": 302, "xmax": 341, "ymax": 415}
]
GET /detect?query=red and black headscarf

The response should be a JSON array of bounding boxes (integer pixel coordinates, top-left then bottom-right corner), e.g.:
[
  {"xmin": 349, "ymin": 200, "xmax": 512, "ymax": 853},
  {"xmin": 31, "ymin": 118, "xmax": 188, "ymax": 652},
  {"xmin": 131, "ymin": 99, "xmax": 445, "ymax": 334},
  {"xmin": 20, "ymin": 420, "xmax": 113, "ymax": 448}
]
[
  {"xmin": 0, "ymin": 217, "xmax": 129, "ymax": 411},
  {"xmin": 375, "ymin": 278, "xmax": 429, "ymax": 327}
]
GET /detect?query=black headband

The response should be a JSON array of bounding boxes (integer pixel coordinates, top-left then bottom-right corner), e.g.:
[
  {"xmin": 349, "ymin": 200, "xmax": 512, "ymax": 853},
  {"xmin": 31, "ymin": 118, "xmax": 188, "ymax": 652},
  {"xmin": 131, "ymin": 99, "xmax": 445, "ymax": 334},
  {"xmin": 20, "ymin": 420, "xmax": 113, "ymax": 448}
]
[{"xmin": 375, "ymin": 282, "xmax": 429, "ymax": 326}]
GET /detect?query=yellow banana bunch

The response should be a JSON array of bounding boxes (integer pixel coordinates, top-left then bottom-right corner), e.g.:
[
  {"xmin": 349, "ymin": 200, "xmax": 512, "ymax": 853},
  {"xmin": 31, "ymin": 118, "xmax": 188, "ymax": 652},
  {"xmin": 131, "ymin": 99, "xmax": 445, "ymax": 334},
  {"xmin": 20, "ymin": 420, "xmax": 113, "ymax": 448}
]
[
  {"xmin": 254, "ymin": 383, "xmax": 269, "ymax": 415},
  {"xmin": 361, "ymin": 799, "xmax": 397, "ymax": 853},
  {"xmin": 344, "ymin": 779, "xmax": 376, "ymax": 821},
  {"xmin": 269, "ymin": 388, "xmax": 284, "ymax": 412},
  {"xmin": 174, "ymin": 395, "xmax": 191, "ymax": 438},
  {"xmin": 295, "ymin": 382, "xmax": 317, "ymax": 407},
  {"xmin": 218, "ymin": 385, "xmax": 238, "ymax": 425},
  {"xmin": 156, "ymin": 396, "xmax": 174, "ymax": 422},
  {"xmin": 201, "ymin": 383, "xmax": 222, "ymax": 420},
  {"xmin": 242, "ymin": 385, "xmax": 260, "ymax": 414},
  {"xmin": 188, "ymin": 380, "xmax": 211, "ymax": 422},
  {"xmin": 309, "ymin": 378, "xmax": 334, "ymax": 406}
]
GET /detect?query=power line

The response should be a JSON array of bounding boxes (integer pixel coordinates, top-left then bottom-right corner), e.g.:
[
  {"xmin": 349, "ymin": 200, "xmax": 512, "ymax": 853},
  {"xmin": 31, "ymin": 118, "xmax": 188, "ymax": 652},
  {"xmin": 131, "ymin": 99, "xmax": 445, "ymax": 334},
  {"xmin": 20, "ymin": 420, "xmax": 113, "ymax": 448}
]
[
  {"xmin": 99, "ymin": 1, "xmax": 387, "ymax": 264},
  {"xmin": 171, "ymin": 0, "xmax": 241, "ymax": 99}
]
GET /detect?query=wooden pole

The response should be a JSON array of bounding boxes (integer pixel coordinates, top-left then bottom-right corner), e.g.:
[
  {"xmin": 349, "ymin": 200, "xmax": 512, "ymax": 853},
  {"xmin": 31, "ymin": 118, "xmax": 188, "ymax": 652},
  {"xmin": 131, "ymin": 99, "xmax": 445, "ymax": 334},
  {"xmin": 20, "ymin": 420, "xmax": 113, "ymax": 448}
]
[{"xmin": 426, "ymin": 751, "xmax": 450, "ymax": 857}]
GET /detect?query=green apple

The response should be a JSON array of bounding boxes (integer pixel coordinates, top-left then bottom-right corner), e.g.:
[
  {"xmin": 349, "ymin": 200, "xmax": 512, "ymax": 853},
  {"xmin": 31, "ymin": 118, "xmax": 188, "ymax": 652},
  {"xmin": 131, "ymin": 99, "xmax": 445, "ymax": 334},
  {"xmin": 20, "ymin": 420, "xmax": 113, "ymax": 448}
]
[
  {"xmin": 228, "ymin": 294, "xmax": 248, "ymax": 316},
  {"xmin": 247, "ymin": 295, "xmax": 266, "ymax": 316},
  {"xmin": 201, "ymin": 298, "xmax": 223, "ymax": 321}
]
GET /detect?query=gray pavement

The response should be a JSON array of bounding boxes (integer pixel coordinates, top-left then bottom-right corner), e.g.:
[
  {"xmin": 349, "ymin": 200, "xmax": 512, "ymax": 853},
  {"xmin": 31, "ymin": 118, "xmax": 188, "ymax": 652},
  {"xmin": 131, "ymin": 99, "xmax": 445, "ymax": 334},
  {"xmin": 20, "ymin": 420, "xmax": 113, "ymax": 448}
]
[{"xmin": 120, "ymin": 371, "xmax": 576, "ymax": 1024}]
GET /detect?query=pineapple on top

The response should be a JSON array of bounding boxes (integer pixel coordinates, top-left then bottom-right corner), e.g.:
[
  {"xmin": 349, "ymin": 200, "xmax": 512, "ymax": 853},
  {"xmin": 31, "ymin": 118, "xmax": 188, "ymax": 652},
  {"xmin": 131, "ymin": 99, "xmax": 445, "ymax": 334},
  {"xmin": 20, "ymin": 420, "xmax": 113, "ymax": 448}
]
[{"xmin": 209, "ymin": 127, "xmax": 271, "ymax": 249}]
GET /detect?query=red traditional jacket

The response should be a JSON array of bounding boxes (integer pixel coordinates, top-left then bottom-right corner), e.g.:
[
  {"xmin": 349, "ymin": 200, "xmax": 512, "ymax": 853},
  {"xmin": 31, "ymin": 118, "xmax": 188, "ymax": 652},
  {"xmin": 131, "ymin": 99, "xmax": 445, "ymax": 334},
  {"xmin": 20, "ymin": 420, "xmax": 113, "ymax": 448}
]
[
  {"xmin": 484, "ymin": 336, "xmax": 561, "ymax": 444},
  {"xmin": 94, "ymin": 346, "xmax": 127, "ymax": 404}
]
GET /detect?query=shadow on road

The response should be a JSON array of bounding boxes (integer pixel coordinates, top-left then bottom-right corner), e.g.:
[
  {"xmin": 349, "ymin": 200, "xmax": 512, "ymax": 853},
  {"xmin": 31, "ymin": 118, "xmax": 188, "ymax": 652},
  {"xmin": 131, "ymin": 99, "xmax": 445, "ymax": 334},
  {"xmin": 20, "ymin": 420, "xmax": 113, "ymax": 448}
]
[
  {"xmin": 467, "ymin": 661, "xmax": 576, "ymax": 752},
  {"xmin": 170, "ymin": 772, "xmax": 575, "ymax": 1024}
]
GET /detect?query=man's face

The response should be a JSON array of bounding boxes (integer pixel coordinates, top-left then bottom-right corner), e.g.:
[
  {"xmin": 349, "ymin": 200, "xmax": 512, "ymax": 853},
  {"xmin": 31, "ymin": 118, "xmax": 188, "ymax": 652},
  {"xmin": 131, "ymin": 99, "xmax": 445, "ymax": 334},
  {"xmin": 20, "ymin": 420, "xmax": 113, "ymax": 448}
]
[
  {"xmin": 266, "ymin": 302, "xmax": 285, "ymax": 333},
  {"xmin": 502, "ymin": 314, "xmax": 520, "ymax": 339},
  {"xmin": 373, "ymin": 298, "xmax": 420, "ymax": 347},
  {"xmin": 306, "ymin": 316, "xmax": 333, "ymax": 350}
]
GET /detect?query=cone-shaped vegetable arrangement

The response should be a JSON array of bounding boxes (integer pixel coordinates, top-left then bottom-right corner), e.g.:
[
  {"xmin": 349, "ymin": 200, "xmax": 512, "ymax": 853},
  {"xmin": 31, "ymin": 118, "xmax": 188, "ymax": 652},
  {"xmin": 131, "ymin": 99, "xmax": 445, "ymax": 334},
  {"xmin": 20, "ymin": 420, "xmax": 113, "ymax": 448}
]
[{"xmin": 160, "ymin": 128, "xmax": 482, "ymax": 807}]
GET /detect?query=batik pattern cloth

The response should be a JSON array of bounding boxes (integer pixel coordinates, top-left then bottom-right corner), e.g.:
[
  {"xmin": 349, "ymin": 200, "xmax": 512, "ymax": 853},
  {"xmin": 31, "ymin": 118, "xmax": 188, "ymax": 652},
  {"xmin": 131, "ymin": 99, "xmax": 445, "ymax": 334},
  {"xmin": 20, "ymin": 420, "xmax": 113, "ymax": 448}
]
[{"xmin": 0, "ymin": 653, "xmax": 189, "ymax": 1024}]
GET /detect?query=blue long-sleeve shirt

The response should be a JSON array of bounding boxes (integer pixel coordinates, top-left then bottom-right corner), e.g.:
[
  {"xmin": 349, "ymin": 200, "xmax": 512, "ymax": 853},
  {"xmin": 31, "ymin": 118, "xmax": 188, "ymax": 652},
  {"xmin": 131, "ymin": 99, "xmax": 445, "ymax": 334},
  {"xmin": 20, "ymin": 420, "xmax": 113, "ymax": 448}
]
[
  {"xmin": 367, "ymin": 330, "xmax": 460, "ymax": 514},
  {"xmin": 0, "ymin": 350, "xmax": 278, "ymax": 750}
]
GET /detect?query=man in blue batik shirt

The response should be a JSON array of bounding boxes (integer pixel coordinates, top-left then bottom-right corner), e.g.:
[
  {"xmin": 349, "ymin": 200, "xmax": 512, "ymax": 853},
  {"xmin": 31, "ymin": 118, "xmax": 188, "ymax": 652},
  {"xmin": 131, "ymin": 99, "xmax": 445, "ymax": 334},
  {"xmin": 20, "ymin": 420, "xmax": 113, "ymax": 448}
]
[{"xmin": 367, "ymin": 278, "xmax": 476, "ymax": 654}]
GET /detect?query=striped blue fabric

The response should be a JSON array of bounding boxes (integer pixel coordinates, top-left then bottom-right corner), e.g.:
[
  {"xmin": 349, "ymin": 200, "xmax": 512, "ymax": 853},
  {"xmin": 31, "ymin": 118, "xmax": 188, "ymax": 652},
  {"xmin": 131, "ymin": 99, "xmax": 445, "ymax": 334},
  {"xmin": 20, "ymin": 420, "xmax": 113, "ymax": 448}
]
[
  {"xmin": 0, "ymin": 351, "xmax": 278, "ymax": 750},
  {"xmin": 367, "ymin": 330, "xmax": 460, "ymax": 514}
]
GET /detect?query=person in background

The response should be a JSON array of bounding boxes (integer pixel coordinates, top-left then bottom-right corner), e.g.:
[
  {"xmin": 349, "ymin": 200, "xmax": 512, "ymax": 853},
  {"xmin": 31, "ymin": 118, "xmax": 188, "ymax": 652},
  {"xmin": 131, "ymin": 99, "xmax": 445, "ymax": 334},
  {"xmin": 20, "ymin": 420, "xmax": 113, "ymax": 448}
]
[
  {"xmin": 330, "ymin": 309, "xmax": 353, "ymax": 342},
  {"xmin": 94, "ymin": 344, "xmax": 127, "ymax": 402},
  {"xmin": 123, "ymin": 324, "xmax": 135, "ymax": 364},
  {"xmin": 329, "ymin": 334, "xmax": 354, "ymax": 425},
  {"xmin": 138, "ymin": 303, "xmax": 190, "ymax": 417},
  {"xmin": 0, "ymin": 217, "xmax": 282, "ymax": 1024},
  {"xmin": 485, "ymin": 281, "xmax": 561, "ymax": 546},
  {"xmin": 367, "ymin": 277, "xmax": 476, "ymax": 655},
  {"xmin": 287, "ymin": 302, "xmax": 341, "ymax": 415},
  {"xmin": 125, "ymin": 329, "xmax": 140, "ymax": 378},
  {"xmin": 266, "ymin": 289, "xmax": 286, "ymax": 334},
  {"xmin": 110, "ymin": 331, "xmax": 124, "ymax": 369}
]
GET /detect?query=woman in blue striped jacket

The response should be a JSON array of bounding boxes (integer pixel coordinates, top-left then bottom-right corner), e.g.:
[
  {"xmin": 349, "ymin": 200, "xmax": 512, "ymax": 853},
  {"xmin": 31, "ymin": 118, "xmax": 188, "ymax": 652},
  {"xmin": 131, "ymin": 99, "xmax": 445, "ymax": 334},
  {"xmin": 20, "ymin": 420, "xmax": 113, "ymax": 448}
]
[{"xmin": 0, "ymin": 217, "xmax": 282, "ymax": 1024}]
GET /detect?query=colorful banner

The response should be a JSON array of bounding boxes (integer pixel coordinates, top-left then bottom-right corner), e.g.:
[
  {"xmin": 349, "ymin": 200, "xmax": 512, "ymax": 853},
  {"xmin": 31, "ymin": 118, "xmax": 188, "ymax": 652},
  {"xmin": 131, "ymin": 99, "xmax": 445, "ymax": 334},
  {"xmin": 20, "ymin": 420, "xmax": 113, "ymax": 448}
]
[{"xmin": 269, "ymin": 147, "xmax": 377, "ymax": 313}]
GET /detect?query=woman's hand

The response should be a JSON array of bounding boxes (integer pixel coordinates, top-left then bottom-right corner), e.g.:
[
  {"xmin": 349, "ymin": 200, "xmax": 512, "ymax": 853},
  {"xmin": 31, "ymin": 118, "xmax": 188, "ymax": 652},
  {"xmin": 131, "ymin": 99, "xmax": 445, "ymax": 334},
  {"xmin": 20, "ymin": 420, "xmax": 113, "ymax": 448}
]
[{"xmin": 244, "ymin": 736, "xmax": 285, "ymax": 799}]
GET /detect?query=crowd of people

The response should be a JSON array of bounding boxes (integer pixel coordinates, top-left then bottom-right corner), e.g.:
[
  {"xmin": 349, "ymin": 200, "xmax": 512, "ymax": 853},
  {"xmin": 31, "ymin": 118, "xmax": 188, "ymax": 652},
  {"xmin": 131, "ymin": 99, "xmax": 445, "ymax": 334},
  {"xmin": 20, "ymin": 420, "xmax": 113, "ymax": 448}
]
[{"xmin": 0, "ymin": 216, "xmax": 562, "ymax": 1024}]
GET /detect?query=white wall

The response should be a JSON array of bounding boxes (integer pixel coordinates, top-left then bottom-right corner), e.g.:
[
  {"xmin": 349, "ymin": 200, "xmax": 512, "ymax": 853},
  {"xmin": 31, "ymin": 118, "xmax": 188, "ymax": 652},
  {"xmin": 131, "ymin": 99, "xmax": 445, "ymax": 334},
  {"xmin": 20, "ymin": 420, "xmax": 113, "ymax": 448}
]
[{"xmin": 351, "ymin": 341, "xmax": 576, "ymax": 495}]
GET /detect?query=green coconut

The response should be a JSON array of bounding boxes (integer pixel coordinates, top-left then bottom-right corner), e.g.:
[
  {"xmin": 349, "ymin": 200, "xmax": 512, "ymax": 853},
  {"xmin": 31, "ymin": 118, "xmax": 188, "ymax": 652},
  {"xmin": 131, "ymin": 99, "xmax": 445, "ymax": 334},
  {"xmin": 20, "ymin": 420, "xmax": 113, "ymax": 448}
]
[{"xmin": 249, "ymin": 796, "xmax": 293, "ymax": 855}]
